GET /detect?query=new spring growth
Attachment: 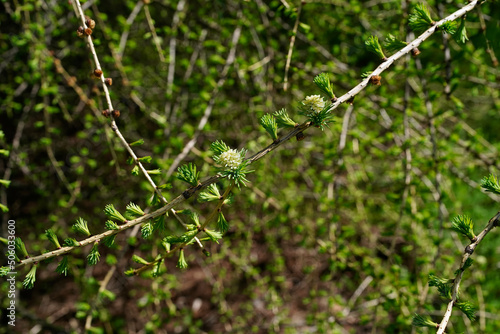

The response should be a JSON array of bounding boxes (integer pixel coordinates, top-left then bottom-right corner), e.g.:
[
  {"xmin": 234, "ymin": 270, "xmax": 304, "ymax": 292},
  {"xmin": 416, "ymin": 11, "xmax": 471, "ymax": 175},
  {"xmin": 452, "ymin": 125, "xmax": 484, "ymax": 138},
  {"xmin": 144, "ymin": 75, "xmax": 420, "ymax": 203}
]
[
  {"xmin": 412, "ymin": 314, "xmax": 439, "ymax": 329},
  {"xmin": 141, "ymin": 222, "xmax": 153, "ymax": 239},
  {"xmin": 87, "ymin": 243, "xmax": 100, "ymax": 265},
  {"xmin": 365, "ymin": 36, "xmax": 387, "ymax": 61},
  {"xmin": 384, "ymin": 34, "xmax": 408, "ymax": 53},
  {"xmin": 217, "ymin": 212, "xmax": 229, "ymax": 233},
  {"xmin": 302, "ymin": 95, "xmax": 325, "ymax": 113},
  {"xmin": 104, "ymin": 204, "xmax": 127, "ymax": 222},
  {"xmin": 313, "ymin": 73, "xmax": 336, "ymax": 101},
  {"xmin": 15, "ymin": 237, "xmax": 29, "ymax": 258},
  {"xmin": 177, "ymin": 249, "xmax": 188, "ymax": 269},
  {"xmin": 45, "ymin": 229, "xmax": 61, "ymax": 249},
  {"xmin": 480, "ymin": 174, "xmax": 500, "ymax": 195},
  {"xmin": 23, "ymin": 265, "xmax": 37, "ymax": 289},
  {"xmin": 198, "ymin": 183, "xmax": 222, "ymax": 202},
  {"xmin": 455, "ymin": 17, "xmax": 469, "ymax": 43},
  {"xmin": 177, "ymin": 163, "xmax": 200, "ymax": 187},
  {"xmin": 72, "ymin": 217, "xmax": 91, "ymax": 236},
  {"xmin": 385, "ymin": 34, "xmax": 420, "ymax": 57},
  {"xmin": 409, "ymin": 4, "xmax": 435, "ymax": 35},
  {"xmin": 299, "ymin": 95, "xmax": 334, "ymax": 130},
  {"xmin": 259, "ymin": 114, "xmax": 278, "ymax": 141},
  {"xmin": 218, "ymin": 149, "xmax": 243, "ymax": 169},
  {"xmin": 126, "ymin": 202, "xmax": 145, "ymax": 218},
  {"xmin": 55, "ymin": 257, "xmax": 69, "ymax": 276},
  {"xmin": 455, "ymin": 301, "xmax": 477, "ymax": 322},
  {"xmin": 451, "ymin": 215, "xmax": 476, "ymax": 241},
  {"xmin": 211, "ymin": 140, "xmax": 252, "ymax": 188},
  {"xmin": 273, "ymin": 109, "xmax": 297, "ymax": 128}
]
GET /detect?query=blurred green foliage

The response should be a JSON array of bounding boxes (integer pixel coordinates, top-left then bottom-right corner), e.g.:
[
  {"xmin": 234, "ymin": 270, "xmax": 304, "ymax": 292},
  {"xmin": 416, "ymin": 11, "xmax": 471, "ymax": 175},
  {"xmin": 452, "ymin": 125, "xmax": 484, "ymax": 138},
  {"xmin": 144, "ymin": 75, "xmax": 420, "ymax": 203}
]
[{"xmin": 1, "ymin": 0, "xmax": 500, "ymax": 333}]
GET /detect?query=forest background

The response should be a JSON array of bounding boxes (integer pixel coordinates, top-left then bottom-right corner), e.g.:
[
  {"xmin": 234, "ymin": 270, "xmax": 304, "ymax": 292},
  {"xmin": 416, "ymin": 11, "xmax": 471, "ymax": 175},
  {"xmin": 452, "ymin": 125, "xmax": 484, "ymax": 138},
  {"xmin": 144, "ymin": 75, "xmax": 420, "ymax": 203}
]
[{"xmin": 1, "ymin": 0, "xmax": 500, "ymax": 333}]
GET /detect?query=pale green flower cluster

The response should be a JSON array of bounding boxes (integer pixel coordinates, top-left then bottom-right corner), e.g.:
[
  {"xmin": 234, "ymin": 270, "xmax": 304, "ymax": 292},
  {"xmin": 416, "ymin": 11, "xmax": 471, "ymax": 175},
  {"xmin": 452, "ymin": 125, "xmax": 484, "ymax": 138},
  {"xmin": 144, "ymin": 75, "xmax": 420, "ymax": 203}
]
[
  {"xmin": 218, "ymin": 149, "xmax": 243, "ymax": 169},
  {"xmin": 302, "ymin": 95, "xmax": 325, "ymax": 113}
]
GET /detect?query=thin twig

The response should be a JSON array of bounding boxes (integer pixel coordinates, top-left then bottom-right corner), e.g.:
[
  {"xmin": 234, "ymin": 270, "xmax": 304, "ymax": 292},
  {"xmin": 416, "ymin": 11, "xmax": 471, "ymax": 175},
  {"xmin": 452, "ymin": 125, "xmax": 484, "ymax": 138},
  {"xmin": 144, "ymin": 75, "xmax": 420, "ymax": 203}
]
[
  {"xmin": 143, "ymin": 3, "xmax": 165, "ymax": 63},
  {"xmin": 436, "ymin": 212, "xmax": 500, "ymax": 334},
  {"xmin": 283, "ymin": 2, "xmax": 302, "ymax": 91},
  {"xmin": 163, "ymin": 0, "xmax": 186, "ymax": 118}
]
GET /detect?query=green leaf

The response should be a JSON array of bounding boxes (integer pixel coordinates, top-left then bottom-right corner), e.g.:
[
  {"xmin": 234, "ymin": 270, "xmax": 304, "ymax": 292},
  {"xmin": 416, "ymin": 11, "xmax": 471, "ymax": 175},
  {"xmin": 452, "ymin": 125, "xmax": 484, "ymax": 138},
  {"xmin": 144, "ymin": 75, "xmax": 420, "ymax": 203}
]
[
  {"xmin": 141, "ymin": 221, "xmax": 154, "ymax": 239},
  {"xmin": 176, "ymin": 163, "xmax": 200, "ymax": 187},
  {"xmin": 204, "ymin": 229, "xmax": 223, "ymax": 243},
  {"xmin": 480, "ymin": 174, "xmax": 500, "ymax": 195},
  {"xmin": 56, "ymin": 256, "xmax": 69, "ymax": 276},
  {"xmin": 273, "ymin": 108, "xmax": 297, "ymax": 128},
  {"xmin": 137, "ymin": 156, "xmax": 152, "ymax": 163},
  {"xmin": 313, "ymin": 73, "xmax": 336, "ymax": 99},
  {"xmin": 64, "ymin": 238, "xmax": 80, "ymax": 247},
  {"xmin": 259, "ymin": 114, "xmax": 278, "ymax": 140},
  {"xmin": 451, "ymin": 215, "xmax": 475, "ymax": 241},
  {"xmin": 15, "ymin": 237, "xmax": 29, "ymax": 258},
  {"xmin": 198, "ymin": 183, "xmax": 221, "ymax": 202},
  {"xmin": 409, "ymin": 3, "xmax": 434, "ymax": 35},
  {"xmin": 23, "ymin": 265, "xmax": 37, "ymax": 289},
  {"xmin": 105, "ymin": 220, "xmax": 119, "ymax": 230},
  {"xmin": 126, "ymin": 202, "xmax": 145, "ymax": 218},
  {"xmin": 124, "ymin": 268, "xmax": 136, "ymax": 277},
  {"xmin": 217, "ymin": 212, "xmax": 229, "ymax": 233},
  {"xmin": 132, "ymin": 255, "xmax": 149, "ymax": 265},
  {"xmin": 365, "ymin": 35, "xmax": 386, "ymax": 60},
  {"xmin": 104, "ymin": 204, "xmax": 127, "ymax": 222},
  {"xmin": 131, "ymin": 165, "xmax": 140, "ymax": 176},
  {"xmin": 102, "ymin": 235, "xmax": 116, "ymax": 248},
  {"xmin": 411, "ymin": 314, "xmax": 438, "ymax": 328},
  {"xmin": 0, "ymin": 179, "xmax": 11, "ymax": 188},
  {"xmin": 152, "ymin": 258, "xmax": 163, "ymax": 277},
  {"xmin": 0, "ymin": 203, "xmax": 8, "ymax": 213},
  {"xmin": 177, "ymin": 249, "xmax": 188, "ymax": 269},
  {"xmin": 45, "ymin": 229, "xmax": 61, "ymax": 248},
  {"xmin": 129, "ymin": 138, "xmax": 144, "ymax": 146},
  {"xmin": 153, "ymin": 214, "xmax": 167, "ymax": 233},
  {"xmin": 428, "ymin": 274, "xmax": 453, "ymax": 287},
  {"xmin": 384, "ymin": 34, "xmax": 407, "ymax": 53},
  {"xmin": 455, "ymin": 301, "xmax": 476, "ymax": 321},
  {"xmin": 72, "ymin": 218, "xmax": 91, "ymax": 236},
  {"xmin": 439, "ymin": 21, "xmax": 457, "ymax": 35},
  {"xmin": 454, "ymin": 17, "xmax": 468, "ymax": 43},
  {"xmin": 210, "ymin": 140, "xmax": 230, "ymax": 155},
  {"xmin": 87, "ymin": 243, "xmax": 100, "ymax": 265}
]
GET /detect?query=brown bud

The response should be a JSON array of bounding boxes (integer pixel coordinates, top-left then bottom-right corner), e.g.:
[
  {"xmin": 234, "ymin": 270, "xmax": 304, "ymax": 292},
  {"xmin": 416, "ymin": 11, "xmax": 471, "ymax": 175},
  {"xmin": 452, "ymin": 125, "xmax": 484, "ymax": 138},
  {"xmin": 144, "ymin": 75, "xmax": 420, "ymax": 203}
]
[
  {"xmin": 77, "ymin": 26, "xmax": 84, "ymax": 38},
  {"xmin": 369, "ymin": 75, "xmax": 381, "ymax": 86},
  {"xmin": 346, "ymin": 96, "xmax": 355, "ymax": 105},
  {"xmin": 93, "ymin": 69, "xmax": 103, "ymax": 78},
  {"xmin": 411, "ymin": 48, "xmax": 421, "ymax": 57},
  {"xmin": 102, "ymin": 109, "xmax": 111, "ymax": 118},
  {"xmin": 105, "ymin": 78, "xmax": 113, "ymax": 86},
  {"xmin": 85, "ymin": 16, "xmax": 96, "ymax": 29},
  {"xmin": 296, "ymin": 132, "xmax": 305, "ymax": 141},
  {"xmin": 112, "ymin": 110, "xmax": 120, "ymax": 118},
  {"xmin": 84, "ymin": 28, "xmax": 92, "ymax": 36},
  {"xmin": 331, "ymin": 97, "xmax": 338, "ymax": 103}
]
